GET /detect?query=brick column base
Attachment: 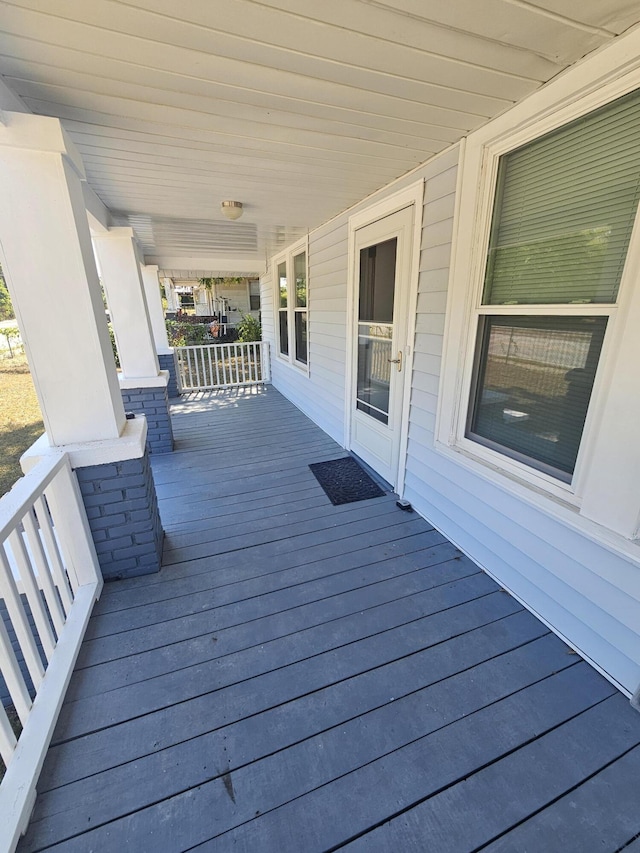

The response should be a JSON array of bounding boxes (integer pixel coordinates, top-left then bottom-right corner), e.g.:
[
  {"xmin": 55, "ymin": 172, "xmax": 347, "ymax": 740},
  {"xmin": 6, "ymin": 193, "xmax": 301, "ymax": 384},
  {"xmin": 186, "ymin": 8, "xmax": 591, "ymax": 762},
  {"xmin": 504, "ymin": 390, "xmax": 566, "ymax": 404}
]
[
  {"xmin": 158, "ymin": 352, "xmax": 180, "ymax": 398},
  {"xmin": 75, "ymin": 450, "xmax": 163, "ymax": 580},
  {"xmin": 121, "ymin": 384, "xmax": 174, "ymax": 454}
]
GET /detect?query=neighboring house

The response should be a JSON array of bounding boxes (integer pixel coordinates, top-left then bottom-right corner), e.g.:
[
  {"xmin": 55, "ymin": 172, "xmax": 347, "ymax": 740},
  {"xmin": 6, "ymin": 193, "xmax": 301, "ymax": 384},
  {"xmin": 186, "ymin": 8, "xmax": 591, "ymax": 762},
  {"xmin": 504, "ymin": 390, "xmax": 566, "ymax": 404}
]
[
  {"xmin": 161, "ymin": 276, "xmax": 261, "ymax": 321},
  {"xmin": 261, "ymin": 35, "xmax": 640, "ymax": 699}
]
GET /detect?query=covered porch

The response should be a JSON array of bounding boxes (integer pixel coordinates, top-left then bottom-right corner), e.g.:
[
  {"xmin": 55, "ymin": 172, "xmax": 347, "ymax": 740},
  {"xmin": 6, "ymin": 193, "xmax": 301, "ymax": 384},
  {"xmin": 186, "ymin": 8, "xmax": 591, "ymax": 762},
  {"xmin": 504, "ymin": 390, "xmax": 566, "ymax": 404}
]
[
  {"xmin": 2, "ymin": 3, "xmax": 640, "ymax": 849},
  {"xmin": 16, "ymin": 387, "xmax": 640, "ymax": 852}
]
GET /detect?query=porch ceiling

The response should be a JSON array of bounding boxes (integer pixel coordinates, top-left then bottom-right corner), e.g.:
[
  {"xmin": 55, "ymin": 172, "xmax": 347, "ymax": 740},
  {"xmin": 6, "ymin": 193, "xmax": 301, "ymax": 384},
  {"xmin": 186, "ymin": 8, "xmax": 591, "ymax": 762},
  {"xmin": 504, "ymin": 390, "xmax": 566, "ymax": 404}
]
[{"xmin": 0, "ymin": 0, "xmax": 639, "ymax": 271}]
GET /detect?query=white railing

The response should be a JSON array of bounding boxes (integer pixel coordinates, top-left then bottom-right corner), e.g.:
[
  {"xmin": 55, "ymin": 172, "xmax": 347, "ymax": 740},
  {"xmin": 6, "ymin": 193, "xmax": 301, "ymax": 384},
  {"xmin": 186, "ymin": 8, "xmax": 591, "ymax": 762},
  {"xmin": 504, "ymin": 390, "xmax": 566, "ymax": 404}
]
[
  {"xmin": 175, "ymin": 340, "xmax": 271, "ymax": 392},
  {"xmin": 0, "ymin": 454, "xmax": 102, "ymax": 852}
]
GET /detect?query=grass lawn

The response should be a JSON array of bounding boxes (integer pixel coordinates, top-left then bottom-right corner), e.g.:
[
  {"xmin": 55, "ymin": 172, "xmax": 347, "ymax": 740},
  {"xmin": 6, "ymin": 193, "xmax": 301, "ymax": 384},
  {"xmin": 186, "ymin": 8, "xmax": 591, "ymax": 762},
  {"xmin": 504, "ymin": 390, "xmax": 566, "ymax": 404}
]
[{"xmin": 0, "ymin": 349, "xmax": 43, "ymax": 497}]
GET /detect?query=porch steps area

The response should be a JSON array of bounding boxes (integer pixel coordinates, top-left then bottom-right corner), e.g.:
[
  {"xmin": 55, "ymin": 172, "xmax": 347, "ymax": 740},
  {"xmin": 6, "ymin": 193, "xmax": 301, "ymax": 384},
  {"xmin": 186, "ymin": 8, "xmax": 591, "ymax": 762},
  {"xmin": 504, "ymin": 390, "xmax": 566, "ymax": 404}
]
[{"xmin": 18, "ymin": 387, "xmax": 640, "ymax": 852}]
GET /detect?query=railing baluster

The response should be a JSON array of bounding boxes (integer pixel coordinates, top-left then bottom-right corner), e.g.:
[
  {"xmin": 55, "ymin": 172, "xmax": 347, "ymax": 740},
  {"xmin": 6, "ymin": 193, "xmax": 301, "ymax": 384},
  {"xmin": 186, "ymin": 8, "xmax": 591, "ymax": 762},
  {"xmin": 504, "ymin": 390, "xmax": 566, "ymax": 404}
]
[
  {"xmin": 221, "ymin": 345, "xmax": 228, "ymax": 386},
  {"xmin": 0, "ymin": 702, "xmax": 18, "ymax": 768},
  {"xmin": 8, "ymin": 527, "xmax": 56, "ymax": 660},
  {"xmin": 200, "ymin": 347, "xmax": 207, "ymax": 388},
  {"xmin": 21, "ymin": 509, "xmax": 65, "ymax": 635},
  {"xmin": 207, "ymin": 346, "xmax": 214, "ymax": 389},
  {"xmin": 172, "ymin": 342, "xmax": 270, "ymax": 391},
  {"xmin": 0, "ymin": 614, "xmax": 32, "ymax": 727},
  {"xmin": 193, "ymin": 347, "xmax": 201, "ymax": 389},
  {"xmin": 240, "ymin": 344, "xmax": 246, "ymax": 384},
  {"xmin": 214, "ymin": 346, "xmax": 221, "ymax": 387},
  {"xmin": 33, "ymin": 496, "xmax": 73, "ymax": 615},
  {"xmin": 178, "ymin": 349, "xmax": 185, "ymax": 389},
  {"xmin": 184, "ymin": 349, "xmax": 191, "ymax": 389},
  {"xmin": 0, "ymin": 547, "xmax": 44, "ymax": 688}
]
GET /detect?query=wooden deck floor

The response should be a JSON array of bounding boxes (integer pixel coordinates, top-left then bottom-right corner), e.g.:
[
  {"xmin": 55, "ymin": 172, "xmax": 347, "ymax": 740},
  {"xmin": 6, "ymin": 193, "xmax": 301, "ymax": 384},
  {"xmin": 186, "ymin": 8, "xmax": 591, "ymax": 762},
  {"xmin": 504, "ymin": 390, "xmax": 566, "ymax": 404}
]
[{"xmin": 19, "ymin": 386, "xmax": 640, "ymax": 852}]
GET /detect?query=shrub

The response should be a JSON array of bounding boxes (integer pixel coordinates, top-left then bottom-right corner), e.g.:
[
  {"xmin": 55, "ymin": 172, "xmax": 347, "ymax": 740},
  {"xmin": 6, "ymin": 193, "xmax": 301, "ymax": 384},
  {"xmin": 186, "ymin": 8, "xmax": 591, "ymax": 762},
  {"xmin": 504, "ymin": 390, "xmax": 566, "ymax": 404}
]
[
  {"xmin": 166, "ymin": 320, "xmax": 208, "ymax": 346},
  {"xmin": 237, "ymin": 314, "xmax": 262, "ymax": 342}
]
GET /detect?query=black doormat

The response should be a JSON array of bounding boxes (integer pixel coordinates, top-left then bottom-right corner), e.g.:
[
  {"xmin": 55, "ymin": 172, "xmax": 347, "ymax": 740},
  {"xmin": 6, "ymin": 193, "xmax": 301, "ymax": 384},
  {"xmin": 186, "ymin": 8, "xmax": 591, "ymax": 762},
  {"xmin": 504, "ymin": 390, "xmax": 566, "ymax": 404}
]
[{"xmin": 309, "ymin": 456, "xmax": 385, "ymax": 505}]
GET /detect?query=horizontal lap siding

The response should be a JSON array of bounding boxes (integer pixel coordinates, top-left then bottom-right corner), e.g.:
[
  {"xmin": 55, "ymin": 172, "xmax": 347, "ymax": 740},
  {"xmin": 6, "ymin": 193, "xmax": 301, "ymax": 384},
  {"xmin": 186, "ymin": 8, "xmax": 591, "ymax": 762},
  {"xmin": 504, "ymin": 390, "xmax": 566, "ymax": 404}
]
[
  {"xmin": 262, "ymin": 149, "xmax": 460, "ymax": 446},
  {"xmin": 262, "ymin": 141, "xmax": 640, "ymax": 694},
  {"xmin": 276, "ymin": 230, "xmax": 348, "ymax": 444},
  {"xmin": 404, "ymin": 148, "xmax": 640, "ymax": 695}
]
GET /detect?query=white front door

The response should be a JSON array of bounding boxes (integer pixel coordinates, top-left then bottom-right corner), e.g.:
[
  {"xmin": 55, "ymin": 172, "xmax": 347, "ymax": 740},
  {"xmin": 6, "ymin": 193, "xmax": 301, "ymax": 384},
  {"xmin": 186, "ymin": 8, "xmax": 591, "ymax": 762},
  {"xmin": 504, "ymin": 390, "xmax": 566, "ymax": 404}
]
[{"xmin": 349, "ymin": 205, "xmax": 414, "ymax": 488}]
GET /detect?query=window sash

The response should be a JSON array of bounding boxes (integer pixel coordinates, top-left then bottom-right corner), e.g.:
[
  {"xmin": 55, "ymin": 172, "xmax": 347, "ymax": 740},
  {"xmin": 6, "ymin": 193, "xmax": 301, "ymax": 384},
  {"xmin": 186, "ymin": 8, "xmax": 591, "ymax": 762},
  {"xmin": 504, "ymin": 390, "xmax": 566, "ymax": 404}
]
[
  {"xmin": 483, "ymin": 88, "xmax": 640, "ymax": 307},
  {"xmin": 274, "ymin": 243, "xmax": 308, "ymax": 369},
  {"xmin": 467, "ymin": 315, "xmax": 607, "ymax": 482}
]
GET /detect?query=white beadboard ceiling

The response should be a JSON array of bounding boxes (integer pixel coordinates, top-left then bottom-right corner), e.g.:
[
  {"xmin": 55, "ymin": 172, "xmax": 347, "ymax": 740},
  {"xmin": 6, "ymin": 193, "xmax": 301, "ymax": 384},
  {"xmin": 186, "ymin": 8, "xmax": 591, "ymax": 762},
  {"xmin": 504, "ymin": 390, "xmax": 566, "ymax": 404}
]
[{"xmin": 0, "ymin": 0, "xmax": 639, "ymax": 272}]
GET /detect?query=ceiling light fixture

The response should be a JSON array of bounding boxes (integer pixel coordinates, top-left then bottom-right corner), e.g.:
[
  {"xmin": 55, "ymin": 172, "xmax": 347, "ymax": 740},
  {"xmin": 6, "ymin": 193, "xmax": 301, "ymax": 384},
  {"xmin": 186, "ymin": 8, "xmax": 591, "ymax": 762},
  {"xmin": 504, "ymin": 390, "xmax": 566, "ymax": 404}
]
[{"xmin": 221, "ymin": 200, "xmax": 243, "ymax": 221}]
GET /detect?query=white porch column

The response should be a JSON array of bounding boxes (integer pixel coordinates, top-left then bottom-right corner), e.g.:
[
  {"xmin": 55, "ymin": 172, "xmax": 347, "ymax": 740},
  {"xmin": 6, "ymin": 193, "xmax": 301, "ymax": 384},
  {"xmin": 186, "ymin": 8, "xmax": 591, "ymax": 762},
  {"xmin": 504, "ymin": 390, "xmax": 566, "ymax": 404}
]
[
  {"xmin": 140, "ymin": 264, "xmax": 171, "ymax": 353},
  {"xmin": 0, "ymin": 112, "xmax": 125, "ymax": 445},
  {"xmin": 141, "ymin": 264, "xmax": 179, "ymax": 397},
  {"xmin": 93, "ymin": 229, "xmax": 174, "ymax": 452},
  {"xmin": 92, "ymin": 228, "xmax": 160, "ymax": 382},
  {"xmin": 163, "ymin": 277, "xmax": 179, "ymax": 312},
  {"xmin": 0, "ymin": 112, "xmax": 164, "ymax": 578}
]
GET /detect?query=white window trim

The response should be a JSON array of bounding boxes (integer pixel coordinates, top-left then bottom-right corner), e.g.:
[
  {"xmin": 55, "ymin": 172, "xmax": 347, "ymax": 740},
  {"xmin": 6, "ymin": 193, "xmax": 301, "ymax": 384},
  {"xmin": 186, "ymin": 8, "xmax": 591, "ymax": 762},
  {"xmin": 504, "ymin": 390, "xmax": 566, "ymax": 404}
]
[
  {"xmin": 272, "ymin": 236, "xmax": 309, "ymax": 374},
  {"xmin": 437, "ymin": 27, "xmax": 640, "ymax": 543}
]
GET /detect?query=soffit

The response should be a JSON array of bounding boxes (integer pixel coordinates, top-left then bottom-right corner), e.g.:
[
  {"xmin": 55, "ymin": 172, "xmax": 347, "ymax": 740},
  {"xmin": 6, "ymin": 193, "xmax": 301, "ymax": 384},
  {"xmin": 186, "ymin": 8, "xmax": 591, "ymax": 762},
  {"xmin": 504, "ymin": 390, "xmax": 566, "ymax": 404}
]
[{"xmin": 0, "ymin": 0, "xmax": 638, "ymax": 270}]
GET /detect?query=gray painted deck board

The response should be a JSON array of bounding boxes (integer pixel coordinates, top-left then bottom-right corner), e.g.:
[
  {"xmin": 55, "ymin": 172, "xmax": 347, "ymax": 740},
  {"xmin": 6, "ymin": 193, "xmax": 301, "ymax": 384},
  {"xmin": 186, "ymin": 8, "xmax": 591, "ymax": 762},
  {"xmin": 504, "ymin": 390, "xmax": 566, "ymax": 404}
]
[{"xmin": 18, "ymin": 387, "xmax": 640, "ymax": 852}]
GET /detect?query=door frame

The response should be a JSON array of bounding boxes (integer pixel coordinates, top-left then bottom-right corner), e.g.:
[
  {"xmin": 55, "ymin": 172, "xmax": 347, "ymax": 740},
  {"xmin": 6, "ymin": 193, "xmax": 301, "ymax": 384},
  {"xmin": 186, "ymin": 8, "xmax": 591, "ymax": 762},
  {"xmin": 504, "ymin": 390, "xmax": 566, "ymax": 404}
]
[{"xmin": 344, "ymin": 179, "xmax": 425, "ymax": 495}]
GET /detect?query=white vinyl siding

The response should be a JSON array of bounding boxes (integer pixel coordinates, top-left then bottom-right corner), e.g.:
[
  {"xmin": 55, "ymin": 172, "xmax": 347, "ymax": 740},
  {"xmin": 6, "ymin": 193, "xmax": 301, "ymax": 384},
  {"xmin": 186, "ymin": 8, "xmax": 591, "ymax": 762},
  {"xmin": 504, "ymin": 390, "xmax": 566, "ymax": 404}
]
[{"xmin": 262, "ymin": 135, "xmax": 640, "ymax": 696}]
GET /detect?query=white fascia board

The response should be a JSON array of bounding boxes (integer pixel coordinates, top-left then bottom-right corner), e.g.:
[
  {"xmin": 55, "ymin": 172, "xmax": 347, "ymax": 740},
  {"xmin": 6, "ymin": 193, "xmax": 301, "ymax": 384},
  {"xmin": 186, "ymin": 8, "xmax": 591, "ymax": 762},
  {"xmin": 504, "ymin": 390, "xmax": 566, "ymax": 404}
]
[{"xmin": 146, "ymin": 256, "xmax": 264, "ymax": 275}]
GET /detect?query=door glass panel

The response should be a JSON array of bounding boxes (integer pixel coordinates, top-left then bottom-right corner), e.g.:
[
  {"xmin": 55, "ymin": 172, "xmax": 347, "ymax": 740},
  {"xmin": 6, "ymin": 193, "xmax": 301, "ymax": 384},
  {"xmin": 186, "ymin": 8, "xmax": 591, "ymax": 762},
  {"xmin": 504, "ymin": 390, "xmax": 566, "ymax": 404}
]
[
  {"xmin": 359, "ymin": 239, "xmax": 396, "ymax": 321},
  {"xmin": 357, "ymin": 324, "xmax": 391, "ymax": 423},
  {"xmin": 356, "ymin": 239, "xmax": 397, "ymax": 425}
]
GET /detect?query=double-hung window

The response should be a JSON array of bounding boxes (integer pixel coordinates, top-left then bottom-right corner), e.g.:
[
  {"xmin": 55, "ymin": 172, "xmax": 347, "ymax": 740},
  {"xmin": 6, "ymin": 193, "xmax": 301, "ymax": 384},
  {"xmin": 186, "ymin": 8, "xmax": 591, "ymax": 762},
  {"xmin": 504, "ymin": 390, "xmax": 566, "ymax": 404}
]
[
  {"xmin": 274, "ymin": 238, "xmax": 309, "ymax": 369},
  {"xmin": 465, "ymin": 89, "xmax": 640, "ymax": 484},
  {"xmin": 441, "ymin": 85, "xmax": 640, "ymax": 516}
]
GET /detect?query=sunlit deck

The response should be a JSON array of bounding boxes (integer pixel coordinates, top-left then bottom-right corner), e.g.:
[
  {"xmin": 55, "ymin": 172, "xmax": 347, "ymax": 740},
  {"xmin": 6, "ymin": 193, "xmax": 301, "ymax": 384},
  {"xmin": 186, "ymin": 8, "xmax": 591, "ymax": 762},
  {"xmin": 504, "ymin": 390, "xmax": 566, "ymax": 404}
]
[{"xmin": 19, "ymin": 387, "xmax": 640, "ymax": 852}]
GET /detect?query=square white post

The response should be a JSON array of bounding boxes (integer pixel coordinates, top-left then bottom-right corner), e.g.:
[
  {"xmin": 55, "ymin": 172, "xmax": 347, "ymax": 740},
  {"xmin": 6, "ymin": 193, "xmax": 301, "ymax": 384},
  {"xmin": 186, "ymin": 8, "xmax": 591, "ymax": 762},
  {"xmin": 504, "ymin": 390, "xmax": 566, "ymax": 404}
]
[
  {"xmin": 0, "ymin": 112, "xmax": 125, "ymax": 446},
  {"xmin": 140, "ymin": 264, "xmax": 171, "ymax": 354},
  {"xmin": 92, "ymin": 228, "xmax": 160, "ymax": 382}
]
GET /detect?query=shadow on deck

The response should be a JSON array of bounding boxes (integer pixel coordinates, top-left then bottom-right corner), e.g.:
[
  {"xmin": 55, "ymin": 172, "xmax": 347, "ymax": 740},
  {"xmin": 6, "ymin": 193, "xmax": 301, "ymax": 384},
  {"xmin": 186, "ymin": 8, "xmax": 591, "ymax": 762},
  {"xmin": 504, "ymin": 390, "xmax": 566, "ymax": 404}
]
[{"xmin": 19, "ymin": 387, "xmax": 640, "ymax": 852}]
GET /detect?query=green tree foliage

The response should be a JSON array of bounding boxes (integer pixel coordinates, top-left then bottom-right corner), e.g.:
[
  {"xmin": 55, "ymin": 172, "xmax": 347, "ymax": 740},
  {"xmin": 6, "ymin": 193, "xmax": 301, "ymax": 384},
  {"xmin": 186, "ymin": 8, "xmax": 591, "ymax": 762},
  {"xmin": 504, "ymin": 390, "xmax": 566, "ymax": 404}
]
[
  {"xmin": 0, "ymin": 326, "xmax": 21, "ymax": 357},
  {"xmin": 0, "ymin": 270, "xmax": 14, "ymax": 321}
]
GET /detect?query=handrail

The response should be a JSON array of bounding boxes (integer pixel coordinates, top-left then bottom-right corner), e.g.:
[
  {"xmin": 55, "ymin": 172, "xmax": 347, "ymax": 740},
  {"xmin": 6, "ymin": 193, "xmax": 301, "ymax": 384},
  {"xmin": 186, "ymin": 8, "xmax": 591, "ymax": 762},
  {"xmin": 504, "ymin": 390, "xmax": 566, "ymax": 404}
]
[
  {"xmin": 175, "ymin": 340, "xmax": 271, "ymax": 392},
  {"xmin": 0, "ymin": 453, "xmax": 102, "ymax": 852}
]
